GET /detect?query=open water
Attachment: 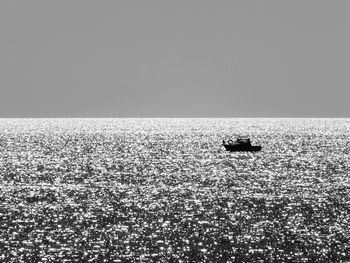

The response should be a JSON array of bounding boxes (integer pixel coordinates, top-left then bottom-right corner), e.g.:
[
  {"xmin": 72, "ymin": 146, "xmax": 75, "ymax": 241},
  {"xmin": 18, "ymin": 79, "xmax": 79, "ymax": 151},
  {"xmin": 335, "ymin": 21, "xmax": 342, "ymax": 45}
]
[{"xmin": 0, "ymin": 118, "xmax": 349, "ymax": 262}]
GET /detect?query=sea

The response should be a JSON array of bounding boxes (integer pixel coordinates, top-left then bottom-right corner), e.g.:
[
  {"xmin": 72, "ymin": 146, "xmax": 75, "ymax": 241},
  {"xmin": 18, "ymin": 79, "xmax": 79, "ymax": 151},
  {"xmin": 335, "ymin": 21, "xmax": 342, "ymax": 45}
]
[{"xmin": 0, "ymin": 118, "xmax": 349, "ymax": 262}]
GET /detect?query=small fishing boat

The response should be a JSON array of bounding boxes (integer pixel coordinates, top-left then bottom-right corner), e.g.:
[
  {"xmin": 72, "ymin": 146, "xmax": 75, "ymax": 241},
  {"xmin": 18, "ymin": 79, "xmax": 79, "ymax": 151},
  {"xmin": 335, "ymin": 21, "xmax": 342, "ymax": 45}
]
[{"xmin": 223, "ymin": 137, "xmax": 262, "ymax": 152}]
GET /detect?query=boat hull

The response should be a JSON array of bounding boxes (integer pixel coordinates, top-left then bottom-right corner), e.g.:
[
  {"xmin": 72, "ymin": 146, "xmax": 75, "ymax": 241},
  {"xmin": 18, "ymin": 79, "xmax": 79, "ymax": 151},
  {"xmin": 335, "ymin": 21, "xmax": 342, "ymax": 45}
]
[{"xmin": 223, "ymin": 144, "xmax": 262, "ymax": 152}]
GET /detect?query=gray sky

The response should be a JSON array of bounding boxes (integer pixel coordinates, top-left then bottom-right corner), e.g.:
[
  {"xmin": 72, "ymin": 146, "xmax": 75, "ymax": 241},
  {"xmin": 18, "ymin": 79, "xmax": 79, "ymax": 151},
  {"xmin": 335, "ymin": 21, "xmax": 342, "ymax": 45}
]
[{"xmin": 0, "ymin": 0, "xmax": 349, "ymax": 117}]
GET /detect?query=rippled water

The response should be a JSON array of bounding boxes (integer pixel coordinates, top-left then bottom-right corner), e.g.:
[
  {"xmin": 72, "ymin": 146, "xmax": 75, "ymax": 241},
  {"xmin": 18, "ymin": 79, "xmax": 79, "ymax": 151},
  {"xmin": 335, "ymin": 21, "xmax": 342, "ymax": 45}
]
[{"xmin": 0, "ymin": 118, "xmax": 349, "ymax": 262}]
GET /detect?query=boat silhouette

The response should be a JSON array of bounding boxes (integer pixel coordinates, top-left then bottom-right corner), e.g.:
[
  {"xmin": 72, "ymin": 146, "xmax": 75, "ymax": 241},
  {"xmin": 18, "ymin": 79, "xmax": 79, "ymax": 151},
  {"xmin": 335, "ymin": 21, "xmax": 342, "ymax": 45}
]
[{"xmin": 223, "ymin": 137, "xmax": 262, "ymax": 152}]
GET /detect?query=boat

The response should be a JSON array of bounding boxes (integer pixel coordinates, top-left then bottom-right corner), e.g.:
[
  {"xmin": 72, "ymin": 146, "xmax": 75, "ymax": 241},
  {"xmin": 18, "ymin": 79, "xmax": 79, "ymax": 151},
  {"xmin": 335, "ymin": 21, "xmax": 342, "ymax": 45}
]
[{"xmin": 222, "ymin": 137, "xmax": 262, "ymax": 152}]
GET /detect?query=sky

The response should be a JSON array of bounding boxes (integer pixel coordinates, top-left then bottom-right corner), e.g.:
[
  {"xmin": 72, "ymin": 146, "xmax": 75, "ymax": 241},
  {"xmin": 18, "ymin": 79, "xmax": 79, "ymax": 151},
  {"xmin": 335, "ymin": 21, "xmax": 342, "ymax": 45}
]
[{"xmin": 0, "ymin": 0, "xmax": 349, "ymax": 117}]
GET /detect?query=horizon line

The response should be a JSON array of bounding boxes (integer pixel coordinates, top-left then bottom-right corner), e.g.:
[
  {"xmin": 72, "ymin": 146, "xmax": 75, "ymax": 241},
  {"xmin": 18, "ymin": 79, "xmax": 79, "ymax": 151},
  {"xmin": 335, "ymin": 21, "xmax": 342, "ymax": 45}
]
[{"xmin": 0, "ymin": 116, "xmax": 349, "ymax": 119}]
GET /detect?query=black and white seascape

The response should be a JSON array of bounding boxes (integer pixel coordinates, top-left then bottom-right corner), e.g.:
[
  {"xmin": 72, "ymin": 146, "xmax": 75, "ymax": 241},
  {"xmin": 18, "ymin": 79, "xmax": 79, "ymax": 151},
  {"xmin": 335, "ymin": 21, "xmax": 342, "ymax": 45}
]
[{"xmin": 0, "ymin": 118, "xmax": 349, "ymax": 262}]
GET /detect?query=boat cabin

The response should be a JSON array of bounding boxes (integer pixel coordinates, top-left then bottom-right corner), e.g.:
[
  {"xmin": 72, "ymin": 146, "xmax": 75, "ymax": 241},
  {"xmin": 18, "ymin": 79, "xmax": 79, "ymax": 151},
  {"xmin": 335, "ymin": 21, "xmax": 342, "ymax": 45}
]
[{"xmin": 236, "ymin": 137, "xmax": 251, "ymax": 145}]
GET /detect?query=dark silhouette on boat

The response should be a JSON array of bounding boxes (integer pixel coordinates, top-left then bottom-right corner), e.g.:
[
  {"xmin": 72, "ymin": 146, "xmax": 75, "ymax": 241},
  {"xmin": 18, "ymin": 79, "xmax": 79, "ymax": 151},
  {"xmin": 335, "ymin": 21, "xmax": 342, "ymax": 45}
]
[{"xmin": 223, "ymin": 137, "xmax": 262, "ymax": 152}]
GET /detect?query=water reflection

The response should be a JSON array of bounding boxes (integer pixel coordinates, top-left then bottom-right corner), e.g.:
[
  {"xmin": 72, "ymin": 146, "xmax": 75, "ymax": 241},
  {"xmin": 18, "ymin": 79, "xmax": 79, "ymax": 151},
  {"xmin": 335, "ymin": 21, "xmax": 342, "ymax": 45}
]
[{"xmin": 0, "ymin": 118, "xmax": 349, "ymax": 262}]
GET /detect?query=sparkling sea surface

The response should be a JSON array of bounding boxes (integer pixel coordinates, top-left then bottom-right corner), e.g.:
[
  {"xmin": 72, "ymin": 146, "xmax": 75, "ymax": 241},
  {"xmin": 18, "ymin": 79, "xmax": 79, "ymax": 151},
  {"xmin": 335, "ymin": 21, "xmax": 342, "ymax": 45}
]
[{"xmin": 0, "ymin": 118, "xmax": 349, "ymax": 262}]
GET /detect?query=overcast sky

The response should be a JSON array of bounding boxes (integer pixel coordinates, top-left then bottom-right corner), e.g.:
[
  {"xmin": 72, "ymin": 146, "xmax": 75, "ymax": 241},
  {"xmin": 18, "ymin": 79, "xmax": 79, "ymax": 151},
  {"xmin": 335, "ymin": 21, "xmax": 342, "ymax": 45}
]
[{"xmin": 0, "ymin": 0, "xmax": 349, "ymax": 117}]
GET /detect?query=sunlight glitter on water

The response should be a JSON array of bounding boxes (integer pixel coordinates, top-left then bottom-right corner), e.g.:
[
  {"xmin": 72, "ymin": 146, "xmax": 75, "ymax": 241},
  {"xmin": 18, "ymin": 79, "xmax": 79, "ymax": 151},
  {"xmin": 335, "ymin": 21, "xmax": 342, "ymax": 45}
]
[{"xmin": 0, "ymin": 118, "xmax": 349, "ymax": 262}]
